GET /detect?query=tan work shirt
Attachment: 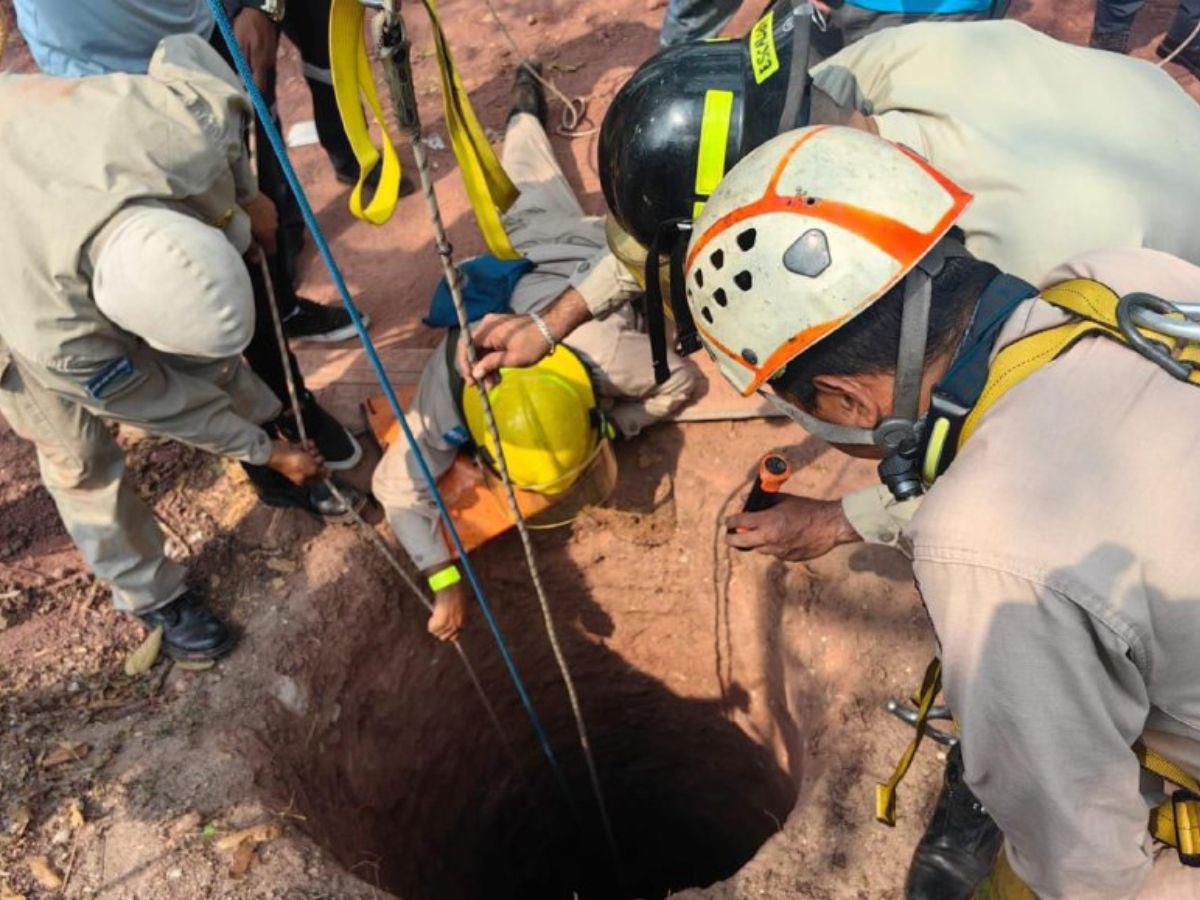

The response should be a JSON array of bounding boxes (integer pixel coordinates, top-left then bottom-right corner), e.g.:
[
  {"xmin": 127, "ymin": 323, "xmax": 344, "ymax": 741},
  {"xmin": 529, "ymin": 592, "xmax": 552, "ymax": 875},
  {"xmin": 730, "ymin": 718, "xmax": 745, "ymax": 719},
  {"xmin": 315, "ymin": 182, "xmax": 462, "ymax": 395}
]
[
  {"xmin": 811, "ymin": 20, "xmax": 1200, "ymax": 544},
  {"xmin": 0, "ymin": 35, "xmax": 274, "ymax": 464},
  {"xmin": 906, "ymin": 248, "xmax": 1200, "ymax": 898}
]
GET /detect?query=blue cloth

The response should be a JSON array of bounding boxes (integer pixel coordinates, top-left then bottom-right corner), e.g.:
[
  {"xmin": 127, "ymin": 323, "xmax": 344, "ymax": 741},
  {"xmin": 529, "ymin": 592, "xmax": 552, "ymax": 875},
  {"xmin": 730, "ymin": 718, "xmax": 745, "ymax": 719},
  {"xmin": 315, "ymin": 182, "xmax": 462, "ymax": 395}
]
[
  {"xmin": 424, "ymin": 255, "xmax": 535, "ymax": 329},
  {"xmin": 13, "ymin": 0, "xmax": 214, "ymax": 77},
  {"xmin": 843, "ymin": 0, "xmax": 992, "ymax": 12}
]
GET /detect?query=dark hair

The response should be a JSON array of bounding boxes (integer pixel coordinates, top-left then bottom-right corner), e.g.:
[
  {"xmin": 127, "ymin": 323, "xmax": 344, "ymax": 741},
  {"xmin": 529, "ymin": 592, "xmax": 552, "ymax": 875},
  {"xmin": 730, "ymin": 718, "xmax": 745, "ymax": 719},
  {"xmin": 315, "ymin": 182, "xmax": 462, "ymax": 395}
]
[{"xmin": 772, "ymin": 254, "xmax": 999, "ymax": 407}]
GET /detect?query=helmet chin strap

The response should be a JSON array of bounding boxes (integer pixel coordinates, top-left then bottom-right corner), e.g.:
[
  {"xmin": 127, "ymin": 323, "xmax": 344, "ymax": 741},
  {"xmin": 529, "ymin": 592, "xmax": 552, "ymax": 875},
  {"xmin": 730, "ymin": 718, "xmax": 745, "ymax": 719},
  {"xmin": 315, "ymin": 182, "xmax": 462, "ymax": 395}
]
[{"xmin": 764, "ymin": 239, "xmax": 965, "ymax": 501}]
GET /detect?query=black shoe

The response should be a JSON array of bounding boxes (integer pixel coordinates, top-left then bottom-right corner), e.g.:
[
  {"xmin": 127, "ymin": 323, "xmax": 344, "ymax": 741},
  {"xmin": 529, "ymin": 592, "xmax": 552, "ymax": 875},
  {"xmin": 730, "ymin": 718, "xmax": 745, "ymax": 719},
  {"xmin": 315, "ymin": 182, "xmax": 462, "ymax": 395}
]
[
  {"xmin": 271, "ymin": 394, "xmax": 363, "ymax": 471},
  {"xmin": 333, "ymin": 158, "xmax": 417, "ymax": 197},
  {"xmin": 509, "ymin": 59, "xmax": 547, "ymax": 126},
  {"xmin": 1089, "ymin": 28, "xmax": 1131, "ymax": 52},
  {"xmin": 283, "ymin": 297, "xmax": 370, "ymax": 344},
  {"xmin": 1157, "ymin": 33, "xmax": 1200, "ymax": 77},
  {"xmin": 242, "ymin": 463, "xmax": 367, "ymax": 523},
  {"xmin": 138, "ymin": 591, "xmax": 236, "ymax": 662},
  {"xmin": 904, "ymin": 745, "xmax": 1003, "ymax": 900}
]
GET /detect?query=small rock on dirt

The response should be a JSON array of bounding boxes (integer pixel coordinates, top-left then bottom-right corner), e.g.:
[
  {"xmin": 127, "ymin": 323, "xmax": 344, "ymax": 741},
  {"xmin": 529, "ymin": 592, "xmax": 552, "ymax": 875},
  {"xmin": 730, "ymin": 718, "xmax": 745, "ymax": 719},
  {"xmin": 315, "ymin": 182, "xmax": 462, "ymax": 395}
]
[{"xmin": 168, "ymin": 811, "xmax": 202, "ymax": 841}]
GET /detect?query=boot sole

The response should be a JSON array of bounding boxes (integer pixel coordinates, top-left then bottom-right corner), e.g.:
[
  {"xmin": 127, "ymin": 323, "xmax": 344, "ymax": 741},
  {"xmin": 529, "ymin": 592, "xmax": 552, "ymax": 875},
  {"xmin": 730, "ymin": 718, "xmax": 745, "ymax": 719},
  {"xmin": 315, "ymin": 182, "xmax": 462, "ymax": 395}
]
[{"xmin": 162, "ymin": 630, "xmax": 238, "ymax": 662}]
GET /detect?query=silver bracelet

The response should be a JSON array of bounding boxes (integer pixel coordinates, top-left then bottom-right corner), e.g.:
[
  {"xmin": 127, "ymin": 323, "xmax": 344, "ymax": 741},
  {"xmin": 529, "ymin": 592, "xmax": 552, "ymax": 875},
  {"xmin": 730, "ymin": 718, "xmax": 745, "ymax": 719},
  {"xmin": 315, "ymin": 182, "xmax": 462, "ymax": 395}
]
[{"xmin": 529, "ymin": 312, "xmax": 557, "ymax": 352}]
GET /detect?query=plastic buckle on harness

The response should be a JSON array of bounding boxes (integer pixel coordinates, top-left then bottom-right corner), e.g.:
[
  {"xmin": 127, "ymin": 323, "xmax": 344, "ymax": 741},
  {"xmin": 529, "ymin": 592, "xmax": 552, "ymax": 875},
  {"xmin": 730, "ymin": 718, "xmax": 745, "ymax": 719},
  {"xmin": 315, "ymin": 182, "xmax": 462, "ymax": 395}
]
[
  {"xmin": 920, "ymin": 391, "xmax": 971, "ymax": 485},
  {"xmin": 1172, "ymin": 790, "xmax": 1200, "ymax": 866}
]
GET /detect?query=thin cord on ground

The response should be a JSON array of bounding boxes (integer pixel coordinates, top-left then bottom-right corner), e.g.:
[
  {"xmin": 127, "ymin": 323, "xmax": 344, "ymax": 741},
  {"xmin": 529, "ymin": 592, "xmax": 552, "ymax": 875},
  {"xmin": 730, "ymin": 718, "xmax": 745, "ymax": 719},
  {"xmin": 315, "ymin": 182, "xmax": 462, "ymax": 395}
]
[
  {"xmin": 204, "ymin": 0, "xmax": 569, "ymax": 805},
  {"xmin": 373, "ymin": 6, "xmax": 623, "ymax": 874},
  {"xmin": 479, "ymin": 0, "xmax": 596, "ymax": 136},
  {"xmin": 256, "ymin": 255, "xmax": 519, "ymax": 768}
]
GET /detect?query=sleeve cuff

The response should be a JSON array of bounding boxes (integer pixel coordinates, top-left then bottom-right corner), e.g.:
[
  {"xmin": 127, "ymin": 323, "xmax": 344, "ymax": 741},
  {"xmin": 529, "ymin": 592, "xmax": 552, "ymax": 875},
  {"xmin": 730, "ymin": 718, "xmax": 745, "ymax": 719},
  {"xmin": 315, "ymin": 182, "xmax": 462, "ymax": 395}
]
[
  {"xmin": 569, "ymin": 249, "xmax": 640, "ymax": 320},
  {"xmin": 842, "ymin": 484, "xmax": 923, "ymax": 549}
]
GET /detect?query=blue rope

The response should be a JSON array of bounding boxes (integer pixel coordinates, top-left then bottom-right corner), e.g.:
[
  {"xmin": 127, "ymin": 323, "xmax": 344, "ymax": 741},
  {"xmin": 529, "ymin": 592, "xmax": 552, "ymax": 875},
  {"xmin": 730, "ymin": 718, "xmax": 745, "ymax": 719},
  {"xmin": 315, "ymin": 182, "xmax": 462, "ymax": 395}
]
[{"xmin": 204, "ymin": 0, "xmax": 567, "ymax": 787}]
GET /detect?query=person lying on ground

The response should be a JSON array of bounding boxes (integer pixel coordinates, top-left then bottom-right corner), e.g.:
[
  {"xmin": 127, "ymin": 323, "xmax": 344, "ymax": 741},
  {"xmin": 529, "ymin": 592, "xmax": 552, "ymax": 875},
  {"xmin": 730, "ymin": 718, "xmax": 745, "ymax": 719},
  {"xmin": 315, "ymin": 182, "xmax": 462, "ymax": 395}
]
[
  {"xmin": 10, "ymin": 0, "xmax": 390, "ymax": 479},
  {"xmin": 0, "ymin": 35, "xmax": 339, "ymax": 662},
  {"xmin": 462, "ymin": 18, "xmax": 1200, "ymax": 564},
  {"xmin": 687, "ymin": 123, "xmax": 1200, "ymax": 899},
  {"xmin": 372, "ymin": 63, "xmax": 699, "ymax": 642}
]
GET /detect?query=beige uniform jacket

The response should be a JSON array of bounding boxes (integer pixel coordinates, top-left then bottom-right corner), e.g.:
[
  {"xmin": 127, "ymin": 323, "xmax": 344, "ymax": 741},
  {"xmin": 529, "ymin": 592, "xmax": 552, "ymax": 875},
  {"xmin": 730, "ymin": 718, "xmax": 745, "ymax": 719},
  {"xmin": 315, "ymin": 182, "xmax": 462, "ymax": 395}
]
[
  {"xmin": 906, "ymin": 248, "xmax": 1200, "ymax": 898},
  {"xmin": 0, "ymin": 34, "xmax": 274, "ymax": 465},
  {"xmin": 810, "ymin": 20, "xmax": 1200, "ymax": 543}
]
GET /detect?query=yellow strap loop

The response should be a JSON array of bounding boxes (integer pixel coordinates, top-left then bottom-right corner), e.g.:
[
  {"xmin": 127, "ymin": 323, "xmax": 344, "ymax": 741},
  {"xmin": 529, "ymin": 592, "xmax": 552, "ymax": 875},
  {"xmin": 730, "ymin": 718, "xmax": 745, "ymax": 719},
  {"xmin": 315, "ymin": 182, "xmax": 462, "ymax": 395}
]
[
  {"xmin": 328, "ymin": 0, "xmax": 521, "ymax": 258},
  {"xmin": 876, "ymin": 658, "xmax": 942, "ymax": 826},
  {"xmin": 329, "ymin": 0, "xmax": 404, "ymax": 225}
]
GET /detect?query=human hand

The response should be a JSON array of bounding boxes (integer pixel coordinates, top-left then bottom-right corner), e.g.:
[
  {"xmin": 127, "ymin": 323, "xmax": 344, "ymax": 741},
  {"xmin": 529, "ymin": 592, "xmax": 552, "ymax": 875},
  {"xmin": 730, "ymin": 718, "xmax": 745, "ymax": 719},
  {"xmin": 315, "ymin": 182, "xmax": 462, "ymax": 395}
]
[
  {"xmin": 428, "ymin": 582, "xmax": 468, "ymax": 641},
  {"xmin": 233, "ymin": 8, "xmax": 279, "ymax": 92},
  {"xmin": 267, "ymin": 438, "xmax": 327, "ymax": 485},
  {"xmin": 457, "ymin": 313, "xmax": 553, "ymax": 387},
  {"xmin": 243, "ymin": 192, "xmax": 278, "ymax": 257},
  {"xmin": 725, "ymin": 494, "xmax": 860, "ymax": 561}
]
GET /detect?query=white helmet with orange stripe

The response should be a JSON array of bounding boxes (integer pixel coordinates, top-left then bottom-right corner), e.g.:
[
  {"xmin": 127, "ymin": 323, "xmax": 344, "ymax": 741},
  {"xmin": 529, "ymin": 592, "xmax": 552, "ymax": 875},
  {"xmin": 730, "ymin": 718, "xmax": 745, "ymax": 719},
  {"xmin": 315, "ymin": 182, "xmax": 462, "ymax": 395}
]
[{"xmin": 684, "ymin": 125, "xmax": 972, "ymax": 453}]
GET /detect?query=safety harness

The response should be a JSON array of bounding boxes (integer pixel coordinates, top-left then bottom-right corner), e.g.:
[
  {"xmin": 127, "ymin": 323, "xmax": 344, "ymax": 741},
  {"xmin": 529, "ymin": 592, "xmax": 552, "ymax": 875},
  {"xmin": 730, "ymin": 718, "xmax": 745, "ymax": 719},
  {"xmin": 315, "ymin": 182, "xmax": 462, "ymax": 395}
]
[
  {"xmin": 329, "ymin": 0, "xmax": 521, "ymax": 258},
  {"xmin": 877, "ymin": 277, "xmax": 1200, "ymax": 870}
]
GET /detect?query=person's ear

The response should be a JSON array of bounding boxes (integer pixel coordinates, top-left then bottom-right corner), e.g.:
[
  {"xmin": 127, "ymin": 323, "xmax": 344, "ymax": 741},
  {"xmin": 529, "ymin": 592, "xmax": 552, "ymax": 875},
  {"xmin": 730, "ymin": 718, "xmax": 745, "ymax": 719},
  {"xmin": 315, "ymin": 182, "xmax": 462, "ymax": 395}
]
[{"xmin": 809, "ymin": 373, "xmax": 885, "ymax": 428}]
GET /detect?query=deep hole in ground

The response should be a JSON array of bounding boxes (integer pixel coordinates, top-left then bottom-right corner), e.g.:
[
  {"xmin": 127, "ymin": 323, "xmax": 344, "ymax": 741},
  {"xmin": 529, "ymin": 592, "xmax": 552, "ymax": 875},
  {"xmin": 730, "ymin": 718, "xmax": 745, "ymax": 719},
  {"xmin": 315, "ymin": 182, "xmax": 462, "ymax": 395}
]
[{"xmin": 256, "ymin": 526, "xmax": 798, "ymax": 900}]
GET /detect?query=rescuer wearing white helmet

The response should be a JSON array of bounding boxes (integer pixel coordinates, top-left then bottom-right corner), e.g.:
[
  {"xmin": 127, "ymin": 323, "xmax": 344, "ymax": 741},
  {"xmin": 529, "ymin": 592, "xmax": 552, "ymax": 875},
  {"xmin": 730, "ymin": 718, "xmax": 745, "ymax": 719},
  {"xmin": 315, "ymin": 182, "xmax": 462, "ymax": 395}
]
[{"xmin": 689, "ymin": 124, "xmax": 1200, "ymax": 898}]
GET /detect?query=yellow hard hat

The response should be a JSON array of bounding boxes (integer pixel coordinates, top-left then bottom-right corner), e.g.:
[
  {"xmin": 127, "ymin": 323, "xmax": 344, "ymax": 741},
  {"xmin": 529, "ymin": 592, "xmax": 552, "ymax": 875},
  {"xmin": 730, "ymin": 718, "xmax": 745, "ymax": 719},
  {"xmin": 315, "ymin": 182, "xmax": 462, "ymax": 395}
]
[
  {"xmin": 462, "ymin": 345, "xmax": 601, "ymax": 496},
  {"xmin": 605, "ymin": 214, "xmax": 674, "ymax": 307}
]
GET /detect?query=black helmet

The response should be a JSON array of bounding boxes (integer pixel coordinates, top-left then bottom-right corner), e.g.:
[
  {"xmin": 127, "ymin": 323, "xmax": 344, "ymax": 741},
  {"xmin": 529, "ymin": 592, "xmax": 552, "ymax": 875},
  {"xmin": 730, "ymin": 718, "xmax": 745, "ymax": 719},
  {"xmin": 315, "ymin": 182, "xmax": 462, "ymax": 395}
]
[{"xmin": 599, "ymin": 0, "xmax": 813, "ymax": 250}]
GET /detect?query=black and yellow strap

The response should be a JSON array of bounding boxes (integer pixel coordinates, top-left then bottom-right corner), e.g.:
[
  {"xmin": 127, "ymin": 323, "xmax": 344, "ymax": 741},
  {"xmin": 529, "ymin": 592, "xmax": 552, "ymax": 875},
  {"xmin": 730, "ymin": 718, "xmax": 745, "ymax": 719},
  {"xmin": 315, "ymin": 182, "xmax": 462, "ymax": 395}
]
[
  {"xmin": 328, "ymin": 0, "xmax": 521, "ymax": 258},
  {"xmin": 876, "ymin": 658, "xmax": 943, "ymax": 826}
]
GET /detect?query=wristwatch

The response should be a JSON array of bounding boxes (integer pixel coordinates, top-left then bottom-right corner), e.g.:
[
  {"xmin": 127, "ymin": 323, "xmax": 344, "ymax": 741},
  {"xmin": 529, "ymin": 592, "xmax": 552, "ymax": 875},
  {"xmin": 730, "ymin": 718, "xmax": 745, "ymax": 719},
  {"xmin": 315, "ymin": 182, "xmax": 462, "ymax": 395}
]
[{"xmin": 245, "ymin": 0, "xmax": 286, "ymax": 23}]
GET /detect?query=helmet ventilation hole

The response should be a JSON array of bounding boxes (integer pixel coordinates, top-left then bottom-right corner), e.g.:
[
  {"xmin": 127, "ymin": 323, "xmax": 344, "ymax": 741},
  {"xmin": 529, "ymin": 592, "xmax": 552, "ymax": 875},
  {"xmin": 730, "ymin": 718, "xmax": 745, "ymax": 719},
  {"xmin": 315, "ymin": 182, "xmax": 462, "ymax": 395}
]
[
  {"xmin": 734, "ymin": 271, "xmax": 752, "ymax": 291},
  {"xmin": 702, "ymin": 307, "xmax": 713, "ymax": 324},
  {"xmin": 694, "ymin": 269, "xmax": 704, "ymax": 288},
  {"xmin": 741, "ymin": 348, "xmax": 758, "ymax": 365},
  {"xmin": 714, "ymin": 288, "xmax": 728, "ymax": 307},
  {"xmin": 736, "ymin": 229, "xmax": 757, "ymax": 251},
  {"xmin": 710, "ymin": 248, "xmax": 725, "ymax": 270}
]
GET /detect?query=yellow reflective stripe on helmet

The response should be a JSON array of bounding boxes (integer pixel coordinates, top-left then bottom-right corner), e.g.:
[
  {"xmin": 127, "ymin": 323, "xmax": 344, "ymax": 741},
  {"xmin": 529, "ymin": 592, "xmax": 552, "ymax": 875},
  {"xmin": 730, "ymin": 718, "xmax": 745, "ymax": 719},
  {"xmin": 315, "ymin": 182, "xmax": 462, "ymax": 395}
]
[
  {"xmin": 748, "ymin": 10, "xmax": 780, "ymax": 84},
  {"xmin": 694, "ymin": 89, "xmax": 734, "ymax": 202},
  {"xmin": 329, "ymin": 0, "xmax": 403, "ymax": 225},
  {"xmin": 328, "ymin": 0, "xmax": 522, "ymax": 258}
]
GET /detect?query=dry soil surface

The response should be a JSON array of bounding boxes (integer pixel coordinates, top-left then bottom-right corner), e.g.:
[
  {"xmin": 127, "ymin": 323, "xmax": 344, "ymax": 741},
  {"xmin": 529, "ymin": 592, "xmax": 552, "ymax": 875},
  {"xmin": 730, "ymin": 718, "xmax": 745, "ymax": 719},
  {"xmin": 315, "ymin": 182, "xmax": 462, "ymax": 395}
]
[{"xmin": 0, "ymin": 0, "xmax": 1197, "ymax": 898}]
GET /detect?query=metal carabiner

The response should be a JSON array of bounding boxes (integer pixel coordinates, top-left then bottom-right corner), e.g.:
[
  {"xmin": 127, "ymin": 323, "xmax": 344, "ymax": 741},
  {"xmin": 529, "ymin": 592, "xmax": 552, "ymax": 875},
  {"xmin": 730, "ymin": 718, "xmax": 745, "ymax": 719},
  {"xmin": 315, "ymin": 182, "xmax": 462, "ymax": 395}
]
[{"xmin": 1116, "ymin": 293, "xmax": 1199, "ymax": 383}]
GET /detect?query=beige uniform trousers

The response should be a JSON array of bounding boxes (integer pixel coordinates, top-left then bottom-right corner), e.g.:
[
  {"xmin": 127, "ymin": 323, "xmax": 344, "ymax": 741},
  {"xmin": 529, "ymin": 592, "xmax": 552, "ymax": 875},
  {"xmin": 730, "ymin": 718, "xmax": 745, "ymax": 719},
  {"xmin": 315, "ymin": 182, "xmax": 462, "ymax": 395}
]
[
  {"xmin": 372, "ymin": 114, "xmax": 698, "ymax": 570},
  {"xmin": 0, "ymin": 346, "xmax": 279, "ymax": 614}
]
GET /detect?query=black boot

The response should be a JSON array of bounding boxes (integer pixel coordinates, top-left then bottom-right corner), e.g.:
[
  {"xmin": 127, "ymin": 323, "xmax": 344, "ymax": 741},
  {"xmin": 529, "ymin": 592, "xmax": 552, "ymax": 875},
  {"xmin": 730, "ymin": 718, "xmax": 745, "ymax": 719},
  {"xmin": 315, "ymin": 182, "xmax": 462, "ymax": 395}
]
[
  {"xmin": 138, "ymin": 591, "xmax": 236, "ymax": 662},
  {"xmin": 1157, "ymin": 30, "xmax": 1200, "ymax": 78},
  {"xmin": 904, "ymin": 745, "xmax": 1003, "ymax": 900},
  {"xmin": 241, "ymin": 463, "xmax": 367, "ymax": 523},
  {"xmin": 508, "ymin": 59, "xmax": 547, "ymax": 126},
  {"xmin": 268, "ymin": 391, "xmax": 363, "ymax": 471}
]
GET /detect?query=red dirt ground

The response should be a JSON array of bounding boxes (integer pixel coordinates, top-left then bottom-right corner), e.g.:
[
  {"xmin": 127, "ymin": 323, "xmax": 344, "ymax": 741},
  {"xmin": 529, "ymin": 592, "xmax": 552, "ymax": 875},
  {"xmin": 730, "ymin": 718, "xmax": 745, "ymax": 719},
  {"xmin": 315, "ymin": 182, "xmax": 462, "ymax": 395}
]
[{"xmin": 1, "ymin": 0, "xmax": 1197, "ymax": 897}]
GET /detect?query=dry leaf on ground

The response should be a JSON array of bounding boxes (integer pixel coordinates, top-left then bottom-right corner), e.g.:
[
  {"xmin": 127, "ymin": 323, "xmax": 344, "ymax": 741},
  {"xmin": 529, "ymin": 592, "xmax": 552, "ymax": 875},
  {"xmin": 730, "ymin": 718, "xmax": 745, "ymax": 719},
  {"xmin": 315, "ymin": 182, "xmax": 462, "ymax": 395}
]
[
  {"xmin": 1, "ymin": 881, "xmax": 27, "ymax": 900},
  {"xmin": 214, "ymin": 823, "xmax": 279, "ymax": 853},
  {"xmin": 40, "ymin": 742, "xmax": 90, "ymax": 769},
  {"xmin": 265, "ymin": 557, "xmax": 297, "ymax": 574},
  {"xmin": 228, "ymin": 839, "xmax": 257, "ymax": 879},
  {"xmin": 26, "ymin": 856, "xmax": 62, "ymax": 890},
  {"xmin": 124, "ymin": 626, "xmax": 162, "ymax": 676},
  {"xmin": 7, "ymin": 805, "xmax": 31, "ymax": 837},
  {"xmin": 67, "ymin": 799, "xmax": 85, "ymax": 829}
]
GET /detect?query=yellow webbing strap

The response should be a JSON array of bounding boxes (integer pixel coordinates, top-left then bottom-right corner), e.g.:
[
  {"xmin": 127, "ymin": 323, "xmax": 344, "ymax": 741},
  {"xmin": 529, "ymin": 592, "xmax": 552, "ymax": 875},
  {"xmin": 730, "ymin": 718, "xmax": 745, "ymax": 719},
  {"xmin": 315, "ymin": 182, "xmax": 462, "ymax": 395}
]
[
  {"xmin": 959, "ymin": 279, "xmax": 1200, "ymax": 447},
  {"xmin": 973, "ymin": 847, "xmax": 1037, "ymax": 900},
  {"xmin": 876, "ymin": 658, "xmax": 942, "ymax": 826},
  {"xmin": 329, "ymin": 0, "xmax": 403, "ymax": 225},
  {"xmin": 328, "ymin": 0, "xmax": 521, "ymax": 258},
  {"xmin": 1137, "ymin": 741, "xmax": 1200, "ymax": 862}
]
